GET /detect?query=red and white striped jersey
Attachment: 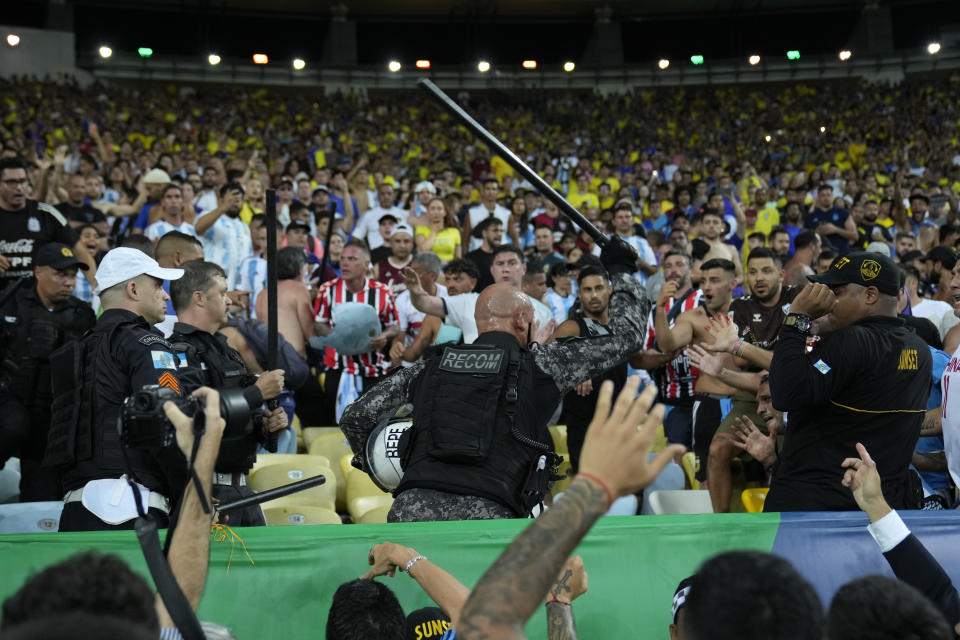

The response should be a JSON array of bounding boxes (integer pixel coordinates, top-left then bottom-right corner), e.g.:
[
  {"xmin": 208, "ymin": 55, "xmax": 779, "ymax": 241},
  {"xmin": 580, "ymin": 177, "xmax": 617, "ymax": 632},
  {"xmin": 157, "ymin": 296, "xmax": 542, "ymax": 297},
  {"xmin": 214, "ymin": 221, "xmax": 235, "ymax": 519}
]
[
  {"xmin": 644, "ymin": 287, "xmax": 703, "ymax": 402},
  {"xmin": 314, "ymin": 277, "xmax": 400, "ymax": 377}
]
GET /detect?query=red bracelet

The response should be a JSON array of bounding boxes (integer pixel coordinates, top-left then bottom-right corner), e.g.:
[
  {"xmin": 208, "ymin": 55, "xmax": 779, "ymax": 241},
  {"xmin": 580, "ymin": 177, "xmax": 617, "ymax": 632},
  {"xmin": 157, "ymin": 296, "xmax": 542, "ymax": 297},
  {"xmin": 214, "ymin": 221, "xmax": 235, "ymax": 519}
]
[{"xmin": 575, "ymin": 472, "xmax": 614, "ymax": 508}]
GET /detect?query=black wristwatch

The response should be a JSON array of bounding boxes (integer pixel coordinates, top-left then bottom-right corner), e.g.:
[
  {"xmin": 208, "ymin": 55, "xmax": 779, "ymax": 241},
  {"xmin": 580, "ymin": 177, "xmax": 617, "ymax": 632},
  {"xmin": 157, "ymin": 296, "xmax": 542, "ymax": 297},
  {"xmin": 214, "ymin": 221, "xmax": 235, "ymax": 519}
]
[{"xmin": 784, "ymin": 313, "xmax": 812, "ymax": 333}]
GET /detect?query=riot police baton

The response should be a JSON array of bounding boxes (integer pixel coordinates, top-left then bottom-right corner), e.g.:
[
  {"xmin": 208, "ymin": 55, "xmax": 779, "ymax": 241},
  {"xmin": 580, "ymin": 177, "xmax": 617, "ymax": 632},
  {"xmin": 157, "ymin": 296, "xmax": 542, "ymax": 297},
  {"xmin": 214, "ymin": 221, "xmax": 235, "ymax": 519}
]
[
  {"xmin": 264, "ymin": 188, "xmax": 280, "ymax": 411},
  {"xmin": 216, "ymin": 474, "xmax": 326, "ymax": 515},
  {"xmin": 417, "ymin": 78, "xmax": 622, "ymax": 252}
]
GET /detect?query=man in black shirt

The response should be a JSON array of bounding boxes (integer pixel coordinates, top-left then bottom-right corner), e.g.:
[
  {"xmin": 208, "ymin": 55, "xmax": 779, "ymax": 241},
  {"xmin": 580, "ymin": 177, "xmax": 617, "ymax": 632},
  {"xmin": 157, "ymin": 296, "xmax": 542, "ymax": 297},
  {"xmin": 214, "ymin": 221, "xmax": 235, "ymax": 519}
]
[
  {"xmin": 0, "ymin": 158, "xmax": 80, "ymax": 287},
  {"xmin": 766, "ymin": 252, "xmax": 931, "ymax": 512},
  {"xmin": 56, "ymin": 174, "xmax": 109, "ymax": 237},
  {"xmin": 464, "ymin": 217, "xmax": 502, "ymax": 293}
]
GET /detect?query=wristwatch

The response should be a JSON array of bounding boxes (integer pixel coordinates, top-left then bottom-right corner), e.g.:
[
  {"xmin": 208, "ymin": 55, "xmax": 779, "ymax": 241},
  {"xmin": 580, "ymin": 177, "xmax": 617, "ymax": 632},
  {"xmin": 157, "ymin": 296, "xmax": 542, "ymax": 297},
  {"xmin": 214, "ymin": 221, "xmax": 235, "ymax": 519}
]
[{"xmin": 784, "ymin": 313, "xmax": 812, "ymax": 333}]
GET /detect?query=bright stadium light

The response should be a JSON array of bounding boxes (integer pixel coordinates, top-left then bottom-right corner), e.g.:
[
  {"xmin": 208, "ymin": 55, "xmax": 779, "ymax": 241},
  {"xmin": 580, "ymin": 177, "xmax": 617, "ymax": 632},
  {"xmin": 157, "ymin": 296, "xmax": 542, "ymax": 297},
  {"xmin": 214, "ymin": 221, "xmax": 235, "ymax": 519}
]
[
  {"xmin": 253, "ymin": 53, "xmax": 269, "ymax": 64},
  {"xmin": 522, "ymin": 60, "xmax": 537, "ymax": 69},
  {"xmin": 690, "ymin": 55, "xmax": 704, "ymax": 65},
  {"xmin": 764, "ymin": 134, "xmax": 772, "ymax": 142},
  {"xmin": 138, "ymin": 47, "xmax": 153, "ymax": 58},
  {"xmin": 208, "ymin": 54, "xmax": 221, "ymax": 65},
  {"xmin": 6, "ymin": 34, "xmax": 21, "ymax": 47},
  {"xmin": 786, "ymin": 50, "xmax": 800, "ymax": 60},
  {"xmin": 388, "ymin": 60, "xmax": 401, "ymax": 72},
  {"xmin": 478, "ymin": 60, "xmax": 490, "ymax": 72},
  {"xmin": 415, "ymin": 59, "xmax": 431, "ymax": 69},
  {"xmin": 820, "ymin": 125, "xmax": 826, "ymax": 133},
  {"xmin": 838, "ymin": 49, "xmax": 852, "ymax": 61},
  {"xmin": 748, "ymin": 54, "xmax": 761, "ymax": 65},
  {"xmin": 658, "ymin": 58, "xmax": 670, "ymax": 70},
  {"xmin": 98, "ymin": 46, "xmax": 113, "ymax": 59},
  {"xmin": 293, "ymin": 58, "xmax": 306, "ymax": 70},
  {"xmin": 928, "ymin": 42, "xmax": 942, "ymax": 55},
  {"xmin": 563, "ymin": 61, "xmax": 575, "ymax": 72}
]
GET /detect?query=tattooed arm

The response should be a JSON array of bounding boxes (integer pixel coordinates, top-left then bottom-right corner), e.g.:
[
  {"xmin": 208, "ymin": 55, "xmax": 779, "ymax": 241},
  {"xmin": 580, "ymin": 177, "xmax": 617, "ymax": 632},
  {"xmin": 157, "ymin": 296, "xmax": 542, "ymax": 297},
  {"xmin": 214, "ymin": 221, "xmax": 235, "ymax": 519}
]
[
  {"xmin": 545, "ymin": 556, "xmax": 588, "ymax": 640},
  {"xmin": 455, "ymin": 377, "xmax": 686, "ymax": 639}
]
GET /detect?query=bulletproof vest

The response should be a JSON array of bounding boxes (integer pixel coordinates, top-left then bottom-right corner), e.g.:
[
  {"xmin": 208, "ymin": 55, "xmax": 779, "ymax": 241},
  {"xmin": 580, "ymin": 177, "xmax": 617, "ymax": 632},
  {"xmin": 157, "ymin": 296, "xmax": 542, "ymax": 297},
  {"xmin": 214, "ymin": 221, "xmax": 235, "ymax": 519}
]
[
  {"xmin": 398, "ymin": 337, "xmax": 557, "ymax": 515},
  {"xmin": 46, "ymin": 320, "xmax": 168, "ymax": 493},
  {"xmin": 170, "ymin": 330, "xmax": 259, "ymax": 473},
  {"xmin": 0, "ymin": 286, "xmax": 91, "ymax": 405}
]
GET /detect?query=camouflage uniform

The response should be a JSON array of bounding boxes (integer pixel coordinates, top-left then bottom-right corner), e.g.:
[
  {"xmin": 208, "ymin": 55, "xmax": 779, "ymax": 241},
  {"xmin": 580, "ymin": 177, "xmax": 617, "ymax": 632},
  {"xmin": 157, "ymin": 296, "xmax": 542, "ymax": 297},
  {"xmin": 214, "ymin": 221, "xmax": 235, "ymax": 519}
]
[{"xmin": 339, "ymin": 273, "xmax": 651, "ymax": 522}]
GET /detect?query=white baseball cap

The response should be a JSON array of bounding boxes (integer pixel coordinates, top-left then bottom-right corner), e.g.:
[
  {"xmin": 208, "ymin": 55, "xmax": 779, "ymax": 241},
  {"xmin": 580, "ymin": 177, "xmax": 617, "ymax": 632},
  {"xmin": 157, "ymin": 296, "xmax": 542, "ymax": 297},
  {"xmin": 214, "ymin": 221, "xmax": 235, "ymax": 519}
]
[
  {"xmin": 391, "ymin": 223, "xmax": 414, "ymax": 238},
  {"xmin": 414, "ymin": 180, "xmax": 437, "ymax": 194},
  {"xmin": 94, "ymin": 247, "xmax": 184, "ymax": 295},
  {"xmin": 142, "ymin": 168, "xmax": 171, "ymax": 184}
]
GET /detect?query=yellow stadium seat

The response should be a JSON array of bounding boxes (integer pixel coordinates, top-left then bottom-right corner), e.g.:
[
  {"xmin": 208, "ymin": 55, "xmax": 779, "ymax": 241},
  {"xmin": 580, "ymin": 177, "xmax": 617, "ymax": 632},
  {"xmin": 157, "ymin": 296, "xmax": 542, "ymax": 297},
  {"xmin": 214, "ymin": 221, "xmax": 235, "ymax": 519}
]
[
  {"xmin": 263, "ymin": 505, "xmax": 342, "ymax": 526},
  {"xmin": 355, "ymin": 505, "xmax": 391, "ymax": 524},
  {"xmin": 741, "ymin": 487, "xmax": 769, "ymax": 513},
  {"xmin": 681, "ymin": 452, "xmax": 700, "ymax": 490},
  {"xmin": 548, "ymin": 425, "xmax": 567, "ymax": 453},
  {"xmin": 552, "ymin": 451, "xmax": 573, "ymax": 494},
  {"xmin": 339, "ymin": 453, "xmax": 356, "ymax": 482},
  {"xmin": 250, "ymin": 457, "xmax": 337, "ymax": 511},
  {"xmin": 251, "ymin": 453, "xmax": 330, "ymax": 474},
  {"xmin": 309, "ymin": 432, "xmax": 354, "ymax": 510},
  {"xmin": 651, "ymin": 424, "xmax": 667, "ymax": 453},
  {"xmin": 292, "ymin": 414, "xmax": 304, "ymax": 451},
  {"xmin": 346, "ymin": 470, "xmax": 393, "ymax": 522},
  {"xmin": 302, "ymin": 426, "xmax": 340, "ymax": 449}
]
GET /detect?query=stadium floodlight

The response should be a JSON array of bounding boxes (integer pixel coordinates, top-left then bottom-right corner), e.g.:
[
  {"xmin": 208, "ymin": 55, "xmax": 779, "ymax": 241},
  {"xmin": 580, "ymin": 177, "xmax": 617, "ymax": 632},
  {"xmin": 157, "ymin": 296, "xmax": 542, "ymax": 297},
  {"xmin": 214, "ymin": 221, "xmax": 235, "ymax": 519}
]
[
  {"xmin": 388, "ymin": 60, "xmax": 401, "ymax": 72},
  {"xmin": 98, "ymin": 46, "xmax": 113, "ymax": 59},
  {"xmin": 208, "ymin": 54, "xmax": 221, "ymax": 66},
  {"xmin": 415, "ymin": 59, "xmax": 430, "ymax": 69},
  {"xmin": 478, "ymin": 60, "xmax": 491, "ymax": 72},
  {"xmin": 522, "ymin": 60, "xmax": 537, "ymax": 69},
  {"xmin": 138, "ymin": 47, "xmax": 153, "ymax": 58},
  {"xmin": 786, "ymin": 50, "xmax": 800, "ymax": 60},
  {"xmin": 690, "ymin": 55, "xmax": 704, "ymax": 65},
  {"xmin": 838, "ymin": 49, "xmax": 852, "ymax": 61},
  {"xmin": 658, "ymin": 58, "xmax": 670, "ymax": 70},
  {"xmin": 6, "ymin": 34, "xmax": 21, "ymax": 47},
  {"xmin": 764, "ymin": 135, "xmax": 772, "ymax": 142},
  {"xmin": 748, "ymin": 54, "xmax": 761, "ymax": 65},
  {"xmin": 293, "ymin": 58, "xmax": 306, "ymax": 70},
  {"xmin": 563, "ymin": 61, "xmax": 575, "ymax": 72},
  {"xmin": 253, "ymin": 53, "xmax": 269, "ymax": 64},
  {"xmin": 820, "ymin": 126, "xmax": 826, "ymax": 133},
  {"xmin": 928, "ymin": 42, "xmax": 941, "ymax": 55}
]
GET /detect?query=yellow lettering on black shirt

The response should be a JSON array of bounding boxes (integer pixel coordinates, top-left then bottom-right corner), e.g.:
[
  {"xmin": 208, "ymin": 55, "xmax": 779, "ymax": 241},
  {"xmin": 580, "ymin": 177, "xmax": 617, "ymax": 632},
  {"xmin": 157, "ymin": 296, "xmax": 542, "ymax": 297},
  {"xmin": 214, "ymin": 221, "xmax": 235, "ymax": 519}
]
[{"xmin": 897, "ymin": 349, "xmax": 918, "ymax": 371}]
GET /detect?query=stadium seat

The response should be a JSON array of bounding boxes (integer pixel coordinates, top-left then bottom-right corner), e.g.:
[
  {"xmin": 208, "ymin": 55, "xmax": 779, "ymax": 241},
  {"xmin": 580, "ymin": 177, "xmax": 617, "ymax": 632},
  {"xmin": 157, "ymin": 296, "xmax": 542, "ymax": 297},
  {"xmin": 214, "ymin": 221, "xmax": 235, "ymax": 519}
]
[
  {"xmin": 0, "ymin": 501, "xmax": 63, "ymax": 534},
  {"xmin": 339, "ymin": 452, "xmax": 356, "ymax": 482},
  {"xmin": 292, "ymin": 414, "xmax": 303, "ymax": 451},
  {"xmin": 346, "ymin": 470, "xmax": 393, "ymax": 522},
  {"xmin": 650, "ymin": 424, "xmax": 667, "ymax": 453},
  {"xmin": 302, "ymin": 426, "xmax": 340, "ymax": 450},
  {"xmin": 552, "ymin": 452, "xmax": 572, "ymax": 494},
  {"xmin": 741, "ymin": 487, "xmax": 769, "ymax": 513},
  {"xmin": 250, "ymin": 457, "xmax": 337, "ymax": 511},
  {"xmin": 0, "ymin": 458, "xmax": 20, "ymax": 504},
  {"xmin": 548, "ymin": 425, "xmax": 567, "ymax": 453},
  {"xmin": 355, "ymin": 505, "xmax": 390, "ymax": 524},
  {"xmin": 646, "ymin": 490, "xmax": 713, "ymax": 515},
  {"xmin": 262, "ymin": 505, "xmax": 342, "ymax": 526},
  {"xmin": 681, "ymin": 452, "xmax": 700, "ymax": 490},
  {"xmin": 251, "ymin": 453, "xmax": 328, "ymax": 474},
  {"xmin": 308, "ymin": 432, "xmax": 353, "ymax": 510}
]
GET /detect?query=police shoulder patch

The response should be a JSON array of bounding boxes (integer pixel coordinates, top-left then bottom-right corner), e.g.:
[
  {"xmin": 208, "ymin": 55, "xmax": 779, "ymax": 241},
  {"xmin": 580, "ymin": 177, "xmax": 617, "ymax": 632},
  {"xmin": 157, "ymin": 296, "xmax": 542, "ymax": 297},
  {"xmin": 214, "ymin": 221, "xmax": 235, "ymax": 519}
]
[
  {"xmin": 439, "ymin": 346, "xmax": 505, "ymax": 374},
  {"xmin": 139, "ymin": 334, "xmax": 173, "ymax": 349},
  {"xmin": 813, "ymin": 359, "xmax": 831, "ymax": 375},
  {"xmin": 152, "ymin": 350, "xmax": 179, "ymax": 370}
]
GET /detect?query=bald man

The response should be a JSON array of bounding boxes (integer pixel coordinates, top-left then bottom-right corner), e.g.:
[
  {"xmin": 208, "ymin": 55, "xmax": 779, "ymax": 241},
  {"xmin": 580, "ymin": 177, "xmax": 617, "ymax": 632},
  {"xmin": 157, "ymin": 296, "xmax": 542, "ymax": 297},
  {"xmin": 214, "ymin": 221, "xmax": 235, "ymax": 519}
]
[{"xmin": 340, "ymin": 269, "xmax": 652, "ymax": 522}]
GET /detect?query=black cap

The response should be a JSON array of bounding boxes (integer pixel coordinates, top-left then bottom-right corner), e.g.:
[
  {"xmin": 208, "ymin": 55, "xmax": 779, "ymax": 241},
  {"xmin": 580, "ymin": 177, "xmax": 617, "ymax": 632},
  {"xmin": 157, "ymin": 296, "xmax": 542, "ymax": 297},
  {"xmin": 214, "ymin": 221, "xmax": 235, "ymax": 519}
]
[
  {"xmin": 924, "ymin": 245, "xmax": 958, "ymax": 270},
  {"xmin": 405, "ymin": 607, "xmax": 451, "ymax": 640},
  {"xmin": 672, "ymin": 577, "xmax": 694, "ymax": 623},
  {"xmin": 378, "ymin": 213, "xmax": 399, "ymax": 224},
  {"xmin": 286, "ymin": 221, "xmax": 310, "ymax": 233},
  {"xmin": 472, "ymin": 215, "xmax": 503, "ymax": 239},
  {"xmin": 808, "ymin": 251, "xmax": 899, "ymax": 295},
  {"xmin": 35, "ymin": 242, "xmax": 88, "ymax": 271}
]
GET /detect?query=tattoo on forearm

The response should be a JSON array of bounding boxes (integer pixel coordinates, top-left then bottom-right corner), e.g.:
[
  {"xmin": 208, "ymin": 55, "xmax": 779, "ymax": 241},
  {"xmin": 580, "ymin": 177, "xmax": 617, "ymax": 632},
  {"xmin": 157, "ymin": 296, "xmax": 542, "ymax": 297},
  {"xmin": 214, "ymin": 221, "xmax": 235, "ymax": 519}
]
[
  {"xmin": 455, "ymin": 478, "xmax": 607, "ymax": 640},
  {"xmin": 551, "ymin": 570, "xmax": 573, "ymax": 601},
  {"xmin": 546, "ymin": 603, "xmax": 579, "ymax": 640}
]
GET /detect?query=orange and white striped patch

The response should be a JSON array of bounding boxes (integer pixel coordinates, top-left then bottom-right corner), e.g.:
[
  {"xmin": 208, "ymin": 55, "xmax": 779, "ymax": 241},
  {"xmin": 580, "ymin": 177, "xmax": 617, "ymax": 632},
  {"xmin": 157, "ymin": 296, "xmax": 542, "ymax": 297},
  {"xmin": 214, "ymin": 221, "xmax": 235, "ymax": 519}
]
[{"xmin": 158, "ymin": 372, "xmax": 180, "ymax": 395}]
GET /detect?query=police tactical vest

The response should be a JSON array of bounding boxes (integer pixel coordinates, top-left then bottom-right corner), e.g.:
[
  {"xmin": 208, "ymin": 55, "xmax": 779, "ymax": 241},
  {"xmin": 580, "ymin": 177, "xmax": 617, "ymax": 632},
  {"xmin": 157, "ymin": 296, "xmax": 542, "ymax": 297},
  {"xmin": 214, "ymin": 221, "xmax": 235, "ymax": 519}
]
[{"xmin": 398, "ymin": 337, "xmax": 557, "ymax": 514}]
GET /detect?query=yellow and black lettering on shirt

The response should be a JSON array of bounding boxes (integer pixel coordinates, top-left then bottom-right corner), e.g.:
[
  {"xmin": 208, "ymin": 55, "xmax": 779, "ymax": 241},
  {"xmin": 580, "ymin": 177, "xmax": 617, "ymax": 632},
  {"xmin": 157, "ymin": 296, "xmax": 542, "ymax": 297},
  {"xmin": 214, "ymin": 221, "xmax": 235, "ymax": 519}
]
[{"xmin": 897, "ymin": 349, "xmax": 919, "ymax": 371}]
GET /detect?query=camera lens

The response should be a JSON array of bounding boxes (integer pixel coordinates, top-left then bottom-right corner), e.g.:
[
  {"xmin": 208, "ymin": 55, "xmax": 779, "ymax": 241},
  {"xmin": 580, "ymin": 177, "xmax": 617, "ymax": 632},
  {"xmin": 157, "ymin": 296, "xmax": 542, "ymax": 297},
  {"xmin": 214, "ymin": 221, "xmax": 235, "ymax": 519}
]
[{"xmin": 134, "ymin": 393, "xmax": 153, "ymax": 411}]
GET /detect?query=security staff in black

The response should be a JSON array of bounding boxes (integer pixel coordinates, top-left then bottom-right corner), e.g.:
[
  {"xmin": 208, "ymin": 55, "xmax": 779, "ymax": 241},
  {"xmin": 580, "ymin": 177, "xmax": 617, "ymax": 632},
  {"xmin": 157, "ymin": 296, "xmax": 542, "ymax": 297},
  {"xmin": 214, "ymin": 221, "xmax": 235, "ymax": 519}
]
[
  {"xmin": 340, "ymin": 239, "xmax": 651, "ymax": 522},
  {"xmin": 767, "ymin": 252, "xmax": 931, "ymax": 512},
  {"xmin": 0, "ymin": 243, "xmax": 95, "ymax": 501},
  {"xmin": 168, "ymin": 261, "xmax": 288, "ymax": 526},
  {"xmin": 45, "ymin": 247, "xmax": 187, "ymax": 531}
]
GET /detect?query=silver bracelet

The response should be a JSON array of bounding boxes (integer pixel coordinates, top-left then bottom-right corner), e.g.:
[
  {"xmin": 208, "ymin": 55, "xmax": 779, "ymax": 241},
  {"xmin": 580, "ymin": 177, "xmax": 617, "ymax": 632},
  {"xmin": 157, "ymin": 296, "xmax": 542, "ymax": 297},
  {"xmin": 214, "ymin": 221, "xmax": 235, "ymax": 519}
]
[{"xmin": 404, "ymin": 555, "xmax": 426, "ymax": 573}]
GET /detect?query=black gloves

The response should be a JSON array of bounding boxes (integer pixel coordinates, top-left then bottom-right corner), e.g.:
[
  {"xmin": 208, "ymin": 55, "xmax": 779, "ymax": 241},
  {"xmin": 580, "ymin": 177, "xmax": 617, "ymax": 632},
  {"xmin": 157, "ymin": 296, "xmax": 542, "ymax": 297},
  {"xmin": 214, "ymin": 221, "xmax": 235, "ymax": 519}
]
[{"xmin": 600, "ymin": 236, "xmax": 639, "ymax": 277}]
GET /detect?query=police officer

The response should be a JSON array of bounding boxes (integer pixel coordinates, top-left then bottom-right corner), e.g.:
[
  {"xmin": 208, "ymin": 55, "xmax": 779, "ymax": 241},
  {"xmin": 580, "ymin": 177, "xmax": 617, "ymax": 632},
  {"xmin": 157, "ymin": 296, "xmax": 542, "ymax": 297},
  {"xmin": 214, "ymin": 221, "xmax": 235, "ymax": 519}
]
[
  {"xmin": 340, "ymin": 239, "xmax": 649, "ymax": 522},
  {"xmin": 0, "ymin": 243, "xmax": 95, "ymax": 500},
  {"xmin": 45, "ymin": 247, "xmax": 187, "ymax": 531},
  {"xmin": 766, "ymin": 252, "xmax": 932, "ymax": 511},
  {"xmin": 168, "ymin": 261, "xmax": 287, "ymax": 526}
]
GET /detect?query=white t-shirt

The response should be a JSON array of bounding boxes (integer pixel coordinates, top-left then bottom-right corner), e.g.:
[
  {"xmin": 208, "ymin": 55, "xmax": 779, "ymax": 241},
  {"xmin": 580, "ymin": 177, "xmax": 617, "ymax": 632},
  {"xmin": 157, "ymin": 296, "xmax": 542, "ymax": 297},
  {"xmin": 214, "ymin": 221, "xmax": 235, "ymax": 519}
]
[
  {"xmin": 442, "ymin": 291, "xmax": 553, "ymax": 344},
  {"xmin": 940, "ymin": 345, "xmax": 960, "ymax": 488},
  {"xmin": 145, "ymin": 220, "xmax": 197, "ymax": 242},
  {"xmin": 912, "ymin": 298, "xmax": 959, "ymax": 340},
  {"xmin": 467, "ymin": 203, "xmax": 511, "ymax": 250},
  {"xmin": 353, "ymin": 206, "xmax": 407, "ymax": 249},
  {"xmin": 396, "ymin": 284, "xmax": 448, "ymax": 347}
]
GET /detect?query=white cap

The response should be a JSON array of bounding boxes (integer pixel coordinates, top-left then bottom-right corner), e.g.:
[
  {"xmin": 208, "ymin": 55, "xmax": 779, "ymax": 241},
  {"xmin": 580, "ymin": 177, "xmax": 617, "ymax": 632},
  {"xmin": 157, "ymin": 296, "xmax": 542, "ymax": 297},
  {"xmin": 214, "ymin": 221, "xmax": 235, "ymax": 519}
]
[
  {"xmin": 391, "ymin": 223, "xmax": 414, "ymax": 237},
  {"xmin": 142, "ymin": 168, "xmax": 171, "ymax": 184},
  {"xmin": 94, "ymin": 247, "xmax": 184, "ymax": 295},
  {"xmin": 415, "ymin": 180, "xmax": 437, "ymax": 194}
]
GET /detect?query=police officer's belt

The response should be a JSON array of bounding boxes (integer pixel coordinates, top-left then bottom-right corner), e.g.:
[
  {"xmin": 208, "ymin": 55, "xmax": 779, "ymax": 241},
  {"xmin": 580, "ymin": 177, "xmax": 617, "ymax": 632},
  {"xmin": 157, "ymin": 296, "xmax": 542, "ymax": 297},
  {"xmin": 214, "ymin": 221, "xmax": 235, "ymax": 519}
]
[
  {"xmin": 64, "ymin": 483, "xmax": 171, "ymax": 514},
  {"xmin": 212, "ymin": 472, "xmax": 248, "ymax": 487}
]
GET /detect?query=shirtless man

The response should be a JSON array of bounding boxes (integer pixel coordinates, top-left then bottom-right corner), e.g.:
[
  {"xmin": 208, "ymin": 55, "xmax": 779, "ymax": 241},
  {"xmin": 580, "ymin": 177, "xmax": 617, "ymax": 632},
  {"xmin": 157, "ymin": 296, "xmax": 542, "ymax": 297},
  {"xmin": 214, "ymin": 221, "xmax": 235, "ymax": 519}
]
[
  {"xmin": 782, "ymin": 230, "xmax": 821, "ymax": 288},
  {"xmin": 653, "ymin": 258, "xmax": 738, "ymax": 488},
  {"xmin": 699, "ymin": 209, "xmax": 743, "ymax": 282},
  {"xmin": 255, "ymin": 246, "xmax": 313, "ymax": 360}
]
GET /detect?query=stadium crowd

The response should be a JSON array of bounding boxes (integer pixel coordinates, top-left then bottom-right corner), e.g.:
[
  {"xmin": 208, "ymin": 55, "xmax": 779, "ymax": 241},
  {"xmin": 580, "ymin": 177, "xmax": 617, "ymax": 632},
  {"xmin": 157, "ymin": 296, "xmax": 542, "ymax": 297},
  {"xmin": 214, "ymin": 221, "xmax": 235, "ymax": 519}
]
[{"xmin": 1, "ymin": 72, "xmax": 960, "ymax": 638}]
